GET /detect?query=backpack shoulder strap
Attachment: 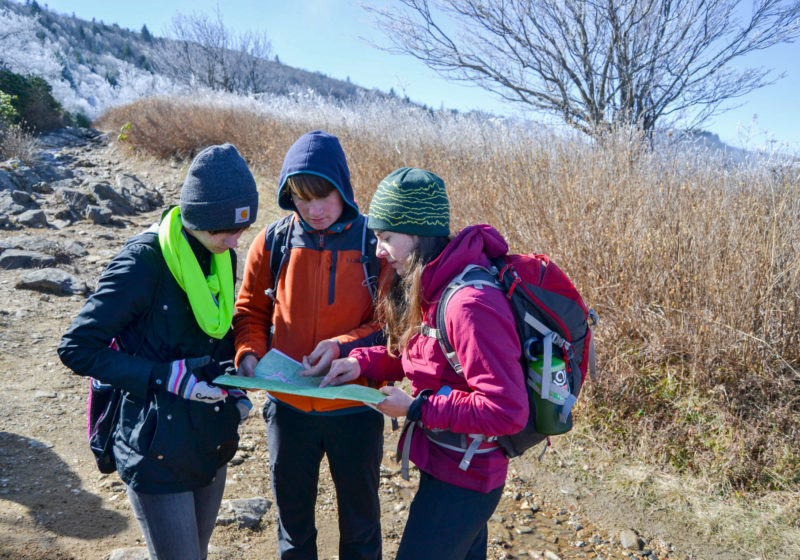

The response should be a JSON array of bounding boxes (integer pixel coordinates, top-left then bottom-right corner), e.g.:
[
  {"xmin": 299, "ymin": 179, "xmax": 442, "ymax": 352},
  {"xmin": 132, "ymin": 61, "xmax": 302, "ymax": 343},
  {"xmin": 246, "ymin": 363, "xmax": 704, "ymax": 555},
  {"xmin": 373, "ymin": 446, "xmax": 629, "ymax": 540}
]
[
  {"xmin": 264, "ymin": 214, "xmax": 294, "ymax": 301},
  {"xmin": 361, "ymin": 218, "xmax": 380, "ymax": 302},
  {"xmin": 420, "ymin": 264, "xmax": 501, "ymax": 375}
]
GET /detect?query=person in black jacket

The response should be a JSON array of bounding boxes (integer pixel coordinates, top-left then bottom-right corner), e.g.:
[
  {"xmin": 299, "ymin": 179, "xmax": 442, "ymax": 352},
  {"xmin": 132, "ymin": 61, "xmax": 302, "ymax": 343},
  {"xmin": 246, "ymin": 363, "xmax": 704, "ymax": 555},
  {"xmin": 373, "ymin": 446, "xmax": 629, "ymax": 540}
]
[{"xmin": 59, "ymin": 143, "xmax": 259, "ymax": 560}]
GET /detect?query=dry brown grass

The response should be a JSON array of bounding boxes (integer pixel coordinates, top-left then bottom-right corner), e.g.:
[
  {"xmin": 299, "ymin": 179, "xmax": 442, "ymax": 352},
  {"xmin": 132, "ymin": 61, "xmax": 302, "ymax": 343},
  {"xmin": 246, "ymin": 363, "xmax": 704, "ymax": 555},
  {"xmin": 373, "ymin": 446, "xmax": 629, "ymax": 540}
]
[
  {"xmin": 0, "ymin": 124, "xmax": 39, "ymax": 164},
  {"xmin": 97, "ymin": 94, "xmax": 800, "ymax": 497}
]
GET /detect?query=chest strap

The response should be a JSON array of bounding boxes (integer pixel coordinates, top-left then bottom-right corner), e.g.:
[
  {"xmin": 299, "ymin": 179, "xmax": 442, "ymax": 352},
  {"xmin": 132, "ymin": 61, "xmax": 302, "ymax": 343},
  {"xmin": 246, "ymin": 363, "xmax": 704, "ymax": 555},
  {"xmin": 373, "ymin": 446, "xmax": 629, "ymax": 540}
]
[{"xmin": 396, "ymin": 419, "xmax": 500, "ymax": 480}]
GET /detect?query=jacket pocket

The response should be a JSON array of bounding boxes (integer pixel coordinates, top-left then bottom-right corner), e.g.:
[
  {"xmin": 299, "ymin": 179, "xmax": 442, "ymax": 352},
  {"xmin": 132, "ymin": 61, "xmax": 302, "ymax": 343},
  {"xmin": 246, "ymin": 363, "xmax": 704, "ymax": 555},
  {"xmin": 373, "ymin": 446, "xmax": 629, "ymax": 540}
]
[
  {"xmin": 188, "ymin": 399, "xmax": 240, "ymax": 454},
  {"xmin": 146, "ymin": 399, "xmax": 181, "ymax": 459},
  {"xmin": 120, "ymin": 394, "xmax": 158, "ymax": 454}
]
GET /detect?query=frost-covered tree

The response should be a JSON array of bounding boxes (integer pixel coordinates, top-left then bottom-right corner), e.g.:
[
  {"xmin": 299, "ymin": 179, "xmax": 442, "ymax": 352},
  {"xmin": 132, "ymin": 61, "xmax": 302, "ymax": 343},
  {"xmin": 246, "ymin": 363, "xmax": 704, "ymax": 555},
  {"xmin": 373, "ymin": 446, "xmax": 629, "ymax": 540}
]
[
  {"xmin": 0, "ymin": 9, "xmax": 62, "ymax": 78},
  {"xmin": 0, "ymin": 7, "xmax": 40, "ymax": 68}
]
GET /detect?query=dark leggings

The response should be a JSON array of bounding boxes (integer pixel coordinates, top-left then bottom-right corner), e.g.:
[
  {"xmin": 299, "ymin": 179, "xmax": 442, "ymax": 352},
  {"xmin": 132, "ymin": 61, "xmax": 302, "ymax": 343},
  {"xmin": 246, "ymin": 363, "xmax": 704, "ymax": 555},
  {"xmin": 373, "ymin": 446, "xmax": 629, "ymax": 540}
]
[{"xmin": 396, "ymin": 470, "xmax": 503, "ymax": 560}]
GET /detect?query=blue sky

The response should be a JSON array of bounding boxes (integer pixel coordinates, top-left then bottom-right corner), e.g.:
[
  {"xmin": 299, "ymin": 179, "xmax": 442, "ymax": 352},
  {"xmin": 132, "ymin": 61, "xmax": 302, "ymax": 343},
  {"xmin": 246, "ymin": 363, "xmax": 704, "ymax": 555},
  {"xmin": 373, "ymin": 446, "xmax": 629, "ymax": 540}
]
[{"xmin": 39, "ymin": 0, "xmax": 800, "ymax": 151}]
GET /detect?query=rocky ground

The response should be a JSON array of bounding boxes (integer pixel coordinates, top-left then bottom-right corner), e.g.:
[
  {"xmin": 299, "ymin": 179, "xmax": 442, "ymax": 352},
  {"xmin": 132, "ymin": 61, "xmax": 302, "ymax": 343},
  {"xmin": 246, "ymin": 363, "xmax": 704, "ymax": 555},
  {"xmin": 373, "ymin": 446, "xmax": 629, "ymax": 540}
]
[{"xmin": 0, "ymin": 129, "xmax": 706, "ymax": 560}]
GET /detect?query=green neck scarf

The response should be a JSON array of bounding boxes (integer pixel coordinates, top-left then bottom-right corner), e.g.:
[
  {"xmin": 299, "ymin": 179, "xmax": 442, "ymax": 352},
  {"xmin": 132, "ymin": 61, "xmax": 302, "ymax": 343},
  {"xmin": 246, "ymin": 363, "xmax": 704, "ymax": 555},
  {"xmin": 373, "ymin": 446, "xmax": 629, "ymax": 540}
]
[{"xmin": 158, "ymin": 206, "xmax": 234, "ymax": 339}]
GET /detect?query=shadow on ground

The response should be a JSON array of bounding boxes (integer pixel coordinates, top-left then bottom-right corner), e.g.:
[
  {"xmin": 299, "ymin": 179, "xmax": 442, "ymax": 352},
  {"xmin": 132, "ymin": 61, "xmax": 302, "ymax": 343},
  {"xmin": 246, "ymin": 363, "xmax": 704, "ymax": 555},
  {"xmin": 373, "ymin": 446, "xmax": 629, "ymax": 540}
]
[{"xmin": 0, "ymin": 431, "xmax": 128, "ymax": 539}]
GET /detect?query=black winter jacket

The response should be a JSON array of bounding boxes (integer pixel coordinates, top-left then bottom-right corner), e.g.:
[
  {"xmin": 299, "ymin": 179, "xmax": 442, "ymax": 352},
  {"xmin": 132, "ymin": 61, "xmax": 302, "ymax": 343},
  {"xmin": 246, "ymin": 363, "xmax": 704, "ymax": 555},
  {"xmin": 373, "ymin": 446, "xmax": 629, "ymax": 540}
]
[{"xmin": 58, "ymin": 228, "xmax": 241, "ymax": 494}]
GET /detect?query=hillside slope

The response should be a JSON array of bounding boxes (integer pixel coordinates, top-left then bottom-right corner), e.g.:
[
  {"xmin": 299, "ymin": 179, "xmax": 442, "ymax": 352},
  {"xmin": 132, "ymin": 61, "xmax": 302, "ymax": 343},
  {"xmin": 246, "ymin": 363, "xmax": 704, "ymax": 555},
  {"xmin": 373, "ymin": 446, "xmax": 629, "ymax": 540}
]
[{"xmin": 0, "ymin": 0, "xmax": 381, "ymax": 120}]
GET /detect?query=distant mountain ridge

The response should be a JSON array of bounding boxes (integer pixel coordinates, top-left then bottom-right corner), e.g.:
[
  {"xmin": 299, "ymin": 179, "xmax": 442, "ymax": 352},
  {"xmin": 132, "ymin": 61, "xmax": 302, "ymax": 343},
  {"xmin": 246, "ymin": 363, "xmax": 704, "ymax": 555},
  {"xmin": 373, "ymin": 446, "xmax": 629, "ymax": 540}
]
[
  {"xmin": 670, "ymin": 129, "xmax": 752, "ymax": 163},
  {"xmin": 0, "ymin": 0, "xmax": 382, "ymax": 120}
]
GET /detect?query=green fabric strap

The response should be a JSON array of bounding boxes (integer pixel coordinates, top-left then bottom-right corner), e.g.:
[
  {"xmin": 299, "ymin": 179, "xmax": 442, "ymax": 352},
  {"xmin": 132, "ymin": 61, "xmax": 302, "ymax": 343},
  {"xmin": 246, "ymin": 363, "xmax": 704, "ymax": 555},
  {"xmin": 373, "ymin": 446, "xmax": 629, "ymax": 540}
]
[{"xmin": 158, "ymin": 206, "xmax": 234, "ymax": 339}]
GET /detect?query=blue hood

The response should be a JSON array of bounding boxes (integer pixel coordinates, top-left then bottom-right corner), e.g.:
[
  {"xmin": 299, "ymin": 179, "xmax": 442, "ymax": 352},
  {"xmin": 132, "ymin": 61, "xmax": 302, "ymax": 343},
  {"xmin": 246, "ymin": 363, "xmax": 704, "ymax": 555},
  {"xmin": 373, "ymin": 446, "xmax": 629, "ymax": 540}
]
[{"xmin": 277, "ymin": 130, "xmax": 359, "ymax": 227}]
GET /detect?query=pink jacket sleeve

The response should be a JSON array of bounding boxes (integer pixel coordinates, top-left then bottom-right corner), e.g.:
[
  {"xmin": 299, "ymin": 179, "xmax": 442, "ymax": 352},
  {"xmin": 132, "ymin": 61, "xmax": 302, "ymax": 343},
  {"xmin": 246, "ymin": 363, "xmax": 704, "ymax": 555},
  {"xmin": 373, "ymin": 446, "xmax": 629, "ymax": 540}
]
[
  {"xmin": 422, "ymin": 285, "xmax": 528, "ymax": 437},
  {"xmin": 349, "ymin": 345, "xmax": 406, "ymax": 383}
]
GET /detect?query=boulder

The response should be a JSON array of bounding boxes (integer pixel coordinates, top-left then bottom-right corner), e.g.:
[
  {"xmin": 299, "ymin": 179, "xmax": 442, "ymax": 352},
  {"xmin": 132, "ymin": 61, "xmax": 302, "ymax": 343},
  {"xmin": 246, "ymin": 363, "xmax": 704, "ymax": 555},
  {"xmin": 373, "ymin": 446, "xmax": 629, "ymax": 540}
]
[
  {"xmin": 0, "ymin": 249, "xmax": 56, "ymax": 269},
  {"xmin": 31, "ymin": 181, "xmax": 53, "ymax": 194},
  {"xmin": 116, "ymin": 173, "xmax": 163, "ymax": 211},
  {"xmin": 0, "ymin": 191, "xmax": 28, "ymax": 215},
  {"xmin": 30, "ymin": 154, "xmax": 73, "ymax": 182},
  {"xmin": 619, "ymin": 528, "xmax": 643, "ymax": 550},
  {"xmin": 0, "ymin": 169, "xmax": 17, "ymax": 191},
  {"xmin": 10, "ymin": 190, "xmax": 37, "ymax": 208},
  {"xmin": 90, "ymin": 182, "xmax": 137, "ymax": 215},
  {"xmin": 55, "ymin": 187, "xmax": 93, "ymax": 214},
  {"xmin": 15, "ymin": 209, "xmax": 48, "ymax": 228},
  {"xmin": 86, "ymin": 204, "xmax": 113, "ymax": 224},
  {"xmin": 16, "ymin": 268, "xmax": 89, "ymax": 295},
  {"xmin": 107, "ymin": 548, "xmax": 149, "ymax": 560},
  {"xmin": 48, "ymin": 178, "xmax": 76, "ymax": 190},
  {"xmin": 2, "ymin": 160, "xmax": 41, "ymax": 191},
  {"xmin": 62, "ymin": 241, "xmax": 89, "ymax": 259},
  {"xmin": 51, "ymin": 207, "xmax": 77, "ymax": 224},
  {"xmin": 0, "ymin": 236, "xmax": 61, "ymax": 254},
  {"xmin": 37, "ymin": 127, "xmax": 104, "ymax": 149},
  {"xmin": 216, "ymin": 497, "xmax": 272, "ymax": 529}
]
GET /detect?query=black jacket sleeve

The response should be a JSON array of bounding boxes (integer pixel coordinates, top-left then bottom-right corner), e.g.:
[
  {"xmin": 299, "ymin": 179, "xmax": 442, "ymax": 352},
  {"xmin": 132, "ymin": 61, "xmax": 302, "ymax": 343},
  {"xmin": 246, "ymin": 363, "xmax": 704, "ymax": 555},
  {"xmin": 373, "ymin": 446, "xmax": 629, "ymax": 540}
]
[
  {"xmin": 58, "ymin": 240, "xmax": 162, "ymax": 400},
  {"xmin": 337, "ymin": 329, "xmax": 386, "ymax": 357}
]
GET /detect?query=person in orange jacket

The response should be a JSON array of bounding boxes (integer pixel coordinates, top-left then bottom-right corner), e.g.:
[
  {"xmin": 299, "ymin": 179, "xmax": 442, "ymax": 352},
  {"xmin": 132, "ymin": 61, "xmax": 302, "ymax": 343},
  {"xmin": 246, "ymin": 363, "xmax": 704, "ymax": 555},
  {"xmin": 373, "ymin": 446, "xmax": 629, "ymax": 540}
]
[{"xmin": 233, "ymin": 130, "xmax": 387, "ymax": 560}]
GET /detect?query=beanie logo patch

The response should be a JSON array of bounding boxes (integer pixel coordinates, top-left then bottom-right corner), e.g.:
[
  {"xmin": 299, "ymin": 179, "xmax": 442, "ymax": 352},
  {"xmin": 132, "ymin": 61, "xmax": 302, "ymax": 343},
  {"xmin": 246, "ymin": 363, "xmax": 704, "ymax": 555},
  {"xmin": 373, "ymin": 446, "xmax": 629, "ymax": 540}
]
[{"xmin": 235, "ymin": 207, "xmax": 250, "ymax": 224}]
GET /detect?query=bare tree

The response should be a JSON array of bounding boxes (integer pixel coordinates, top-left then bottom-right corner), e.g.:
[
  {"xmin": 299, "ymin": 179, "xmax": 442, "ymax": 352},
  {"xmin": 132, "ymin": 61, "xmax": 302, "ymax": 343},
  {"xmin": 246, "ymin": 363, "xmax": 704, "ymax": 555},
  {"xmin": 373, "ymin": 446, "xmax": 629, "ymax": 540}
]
[
  {"xmin": 237, "ymin": 30, "xmax": 274, "ymax": 93},
  {"xmin": 369, "ymin": 0, "xmax": 800, "ymax": 134},
  {"xmin": 155, "ymin": 7, "xmax": 273, "ymax": 94}
]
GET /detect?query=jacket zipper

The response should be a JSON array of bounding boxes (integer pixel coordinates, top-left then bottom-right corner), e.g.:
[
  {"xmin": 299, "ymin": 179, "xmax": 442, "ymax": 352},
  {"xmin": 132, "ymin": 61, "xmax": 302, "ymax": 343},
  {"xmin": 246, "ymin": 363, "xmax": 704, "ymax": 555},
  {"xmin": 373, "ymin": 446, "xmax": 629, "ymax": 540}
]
[{"xmin": 329, "ymin": 250, "xmax": 337, "ymax": 305}]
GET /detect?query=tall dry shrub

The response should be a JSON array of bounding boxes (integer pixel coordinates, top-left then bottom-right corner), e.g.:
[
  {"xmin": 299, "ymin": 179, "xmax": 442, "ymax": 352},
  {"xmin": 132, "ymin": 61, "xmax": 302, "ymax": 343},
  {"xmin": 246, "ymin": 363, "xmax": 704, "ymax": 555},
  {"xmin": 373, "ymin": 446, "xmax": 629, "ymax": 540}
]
[
  {"xmin": 97, "ymin": 92, "xmax": 800, "ymax": 491},
  {"xmin": 0, "ymin": 124, "xmax": 38, "ymax": 163}
]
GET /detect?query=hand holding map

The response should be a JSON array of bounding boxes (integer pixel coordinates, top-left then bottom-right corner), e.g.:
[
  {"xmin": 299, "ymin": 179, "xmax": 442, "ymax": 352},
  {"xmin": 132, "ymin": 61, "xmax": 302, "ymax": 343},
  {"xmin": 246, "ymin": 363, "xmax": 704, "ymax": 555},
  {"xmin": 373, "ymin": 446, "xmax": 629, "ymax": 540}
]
[{"xmin": 213, "ymin": 349, "xmax": 386, "ymax": 405}]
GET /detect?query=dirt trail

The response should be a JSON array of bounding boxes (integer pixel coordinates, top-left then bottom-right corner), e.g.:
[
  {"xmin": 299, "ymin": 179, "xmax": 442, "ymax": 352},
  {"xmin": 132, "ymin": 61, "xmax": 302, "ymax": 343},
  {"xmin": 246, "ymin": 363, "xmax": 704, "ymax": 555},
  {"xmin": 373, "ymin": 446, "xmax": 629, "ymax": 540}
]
[{"xmin": 0, "ymin": 134, "xmax": 709, "ymax": 560}]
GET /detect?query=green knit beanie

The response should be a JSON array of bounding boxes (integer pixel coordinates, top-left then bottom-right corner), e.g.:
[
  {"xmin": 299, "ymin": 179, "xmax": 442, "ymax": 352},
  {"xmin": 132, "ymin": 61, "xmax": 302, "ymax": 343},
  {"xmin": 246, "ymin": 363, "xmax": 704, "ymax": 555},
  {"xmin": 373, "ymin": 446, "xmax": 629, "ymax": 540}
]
[{"xmin": 367, "ymin": 167, "xmax": 450, "ymax": 236}]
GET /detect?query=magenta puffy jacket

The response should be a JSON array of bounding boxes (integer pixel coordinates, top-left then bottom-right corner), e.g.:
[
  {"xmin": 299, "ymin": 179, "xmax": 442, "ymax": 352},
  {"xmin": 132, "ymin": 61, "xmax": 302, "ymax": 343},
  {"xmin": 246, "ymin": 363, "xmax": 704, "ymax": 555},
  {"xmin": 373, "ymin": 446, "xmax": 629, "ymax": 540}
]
[{"xmin": 350, "ymin": 224, "xmax": 528, "ymax": 492}]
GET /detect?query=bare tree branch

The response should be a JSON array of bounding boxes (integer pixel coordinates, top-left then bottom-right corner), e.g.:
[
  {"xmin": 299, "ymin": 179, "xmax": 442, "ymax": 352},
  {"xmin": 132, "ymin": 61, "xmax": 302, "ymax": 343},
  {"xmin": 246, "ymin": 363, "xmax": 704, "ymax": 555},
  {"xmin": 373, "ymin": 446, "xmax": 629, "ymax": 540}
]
[{"xmin": 153, "ymin": 7, "xmax": 273, "ymax": 94}]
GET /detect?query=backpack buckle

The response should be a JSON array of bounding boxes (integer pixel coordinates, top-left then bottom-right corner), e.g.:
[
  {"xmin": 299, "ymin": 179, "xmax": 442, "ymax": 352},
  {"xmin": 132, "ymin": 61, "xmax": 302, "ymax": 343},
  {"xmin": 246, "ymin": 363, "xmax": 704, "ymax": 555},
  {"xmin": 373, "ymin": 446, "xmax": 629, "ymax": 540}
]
[{"xmin": 507, "ymin": 276, "xmax": 521, "ymax": 300}]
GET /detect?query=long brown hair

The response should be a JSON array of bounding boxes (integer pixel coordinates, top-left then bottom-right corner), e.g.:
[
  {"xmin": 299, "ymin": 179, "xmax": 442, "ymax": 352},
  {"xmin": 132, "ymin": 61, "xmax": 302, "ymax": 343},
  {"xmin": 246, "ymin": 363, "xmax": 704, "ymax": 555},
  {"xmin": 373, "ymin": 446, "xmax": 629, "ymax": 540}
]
[{"xmin": 377, "ymin": 235, "xmax": 450, "ymax": 356}]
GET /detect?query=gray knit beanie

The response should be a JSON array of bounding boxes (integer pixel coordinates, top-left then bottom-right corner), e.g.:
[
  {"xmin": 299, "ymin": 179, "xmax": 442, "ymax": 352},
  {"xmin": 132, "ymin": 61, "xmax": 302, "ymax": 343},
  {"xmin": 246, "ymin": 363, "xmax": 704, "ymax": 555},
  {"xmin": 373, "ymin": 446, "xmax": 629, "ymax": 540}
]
[
  {"xmin": 367, "ymin": 167, "xmax": 450, "ymax": 236},
  {"xmin": 180, "ymin": 143, "xmax": 259, "ymax": 231}
]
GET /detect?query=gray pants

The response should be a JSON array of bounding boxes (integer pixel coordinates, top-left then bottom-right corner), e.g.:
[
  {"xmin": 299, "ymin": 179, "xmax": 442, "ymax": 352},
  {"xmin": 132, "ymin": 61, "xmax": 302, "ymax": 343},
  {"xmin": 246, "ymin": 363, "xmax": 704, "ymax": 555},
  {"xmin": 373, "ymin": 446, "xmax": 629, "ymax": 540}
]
[{"xmin": 126, "ymin": 465, "xmax": 227, "ymax": 560}]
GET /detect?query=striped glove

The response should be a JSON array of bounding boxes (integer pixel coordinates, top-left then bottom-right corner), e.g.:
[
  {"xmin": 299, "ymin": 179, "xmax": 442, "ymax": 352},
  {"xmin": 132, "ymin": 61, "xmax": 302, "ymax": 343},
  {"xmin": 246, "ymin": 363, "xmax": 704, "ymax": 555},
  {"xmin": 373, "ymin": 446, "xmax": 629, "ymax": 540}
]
[{"xmin": 165, "ymin": 356, "xmax": 228, "ymax": 404}]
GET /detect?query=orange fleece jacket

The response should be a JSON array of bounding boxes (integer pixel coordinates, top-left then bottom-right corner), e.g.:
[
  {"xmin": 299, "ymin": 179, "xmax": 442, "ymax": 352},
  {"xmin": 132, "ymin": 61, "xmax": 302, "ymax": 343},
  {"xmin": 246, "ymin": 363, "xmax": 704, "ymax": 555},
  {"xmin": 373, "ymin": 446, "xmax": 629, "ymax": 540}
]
[{"xmin": 233, "ymin": 215, "xmax": 386, "ymax": 412}]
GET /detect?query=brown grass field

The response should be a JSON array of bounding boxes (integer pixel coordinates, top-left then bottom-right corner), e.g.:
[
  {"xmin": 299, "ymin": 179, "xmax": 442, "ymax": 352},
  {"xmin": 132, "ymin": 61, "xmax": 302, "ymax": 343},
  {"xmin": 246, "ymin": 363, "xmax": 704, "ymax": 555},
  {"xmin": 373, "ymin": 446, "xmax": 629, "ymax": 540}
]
[{"xmin": 97, "ymin": 92, "xmax": 800, "ymax": 555}]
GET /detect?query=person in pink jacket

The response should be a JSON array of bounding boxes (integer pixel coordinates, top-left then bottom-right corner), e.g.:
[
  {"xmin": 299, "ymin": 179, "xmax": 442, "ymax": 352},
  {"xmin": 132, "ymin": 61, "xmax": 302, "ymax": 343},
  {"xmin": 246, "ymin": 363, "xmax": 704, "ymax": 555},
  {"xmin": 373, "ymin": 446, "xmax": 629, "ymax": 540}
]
[{"xmin": 317, "ymin": 167, "xmax": 528, "ymax": 560}]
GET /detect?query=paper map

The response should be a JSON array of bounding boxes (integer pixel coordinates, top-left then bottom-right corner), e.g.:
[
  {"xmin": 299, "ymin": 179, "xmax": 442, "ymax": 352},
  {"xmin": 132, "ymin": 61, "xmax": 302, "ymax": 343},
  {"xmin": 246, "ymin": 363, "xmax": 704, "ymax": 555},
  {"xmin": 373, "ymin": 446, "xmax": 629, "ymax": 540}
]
[{"xmin": 213, "ymin": 349, "xmax": 386, "ymax": 405}]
